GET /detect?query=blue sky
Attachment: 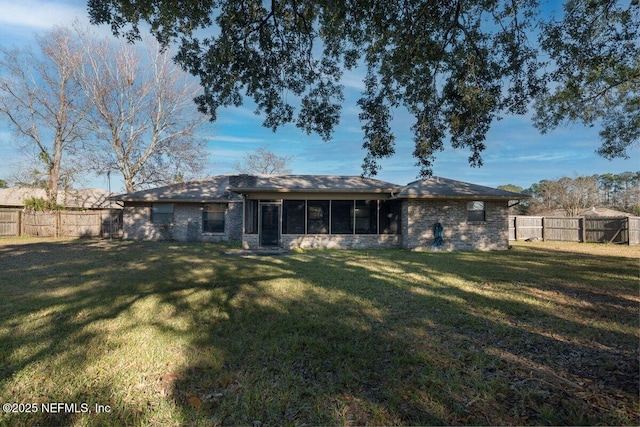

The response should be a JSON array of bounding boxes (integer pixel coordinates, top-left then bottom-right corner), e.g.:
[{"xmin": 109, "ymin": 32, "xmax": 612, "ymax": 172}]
[{"xmin": 0, "ymin": 0, "xmax": 637, "ymax": 193}]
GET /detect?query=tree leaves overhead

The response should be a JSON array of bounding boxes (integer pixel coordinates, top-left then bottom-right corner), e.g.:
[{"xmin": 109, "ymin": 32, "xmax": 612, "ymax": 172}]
[
  {"xmin": 535, "ymin": 0, "xmax": 639, "ymax": 159},
  {"xmin": 93, "ymin": 0, "xmax": 637, "ymax": 177}
]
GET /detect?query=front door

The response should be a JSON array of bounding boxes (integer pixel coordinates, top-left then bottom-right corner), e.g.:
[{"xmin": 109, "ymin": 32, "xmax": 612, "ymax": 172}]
[{"xmin": 260, "ymin": 204, "xmax": 280, "ymax": 247}]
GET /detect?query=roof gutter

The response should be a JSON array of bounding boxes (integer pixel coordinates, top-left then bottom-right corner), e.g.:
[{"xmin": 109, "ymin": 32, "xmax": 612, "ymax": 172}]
[
  {"xmin": 396, "ymin": 195, "xmax": 526, "ymax": 201},
  {"xmin": 227, "ymin": 187, "xmax": 399, "ymax": 194}
]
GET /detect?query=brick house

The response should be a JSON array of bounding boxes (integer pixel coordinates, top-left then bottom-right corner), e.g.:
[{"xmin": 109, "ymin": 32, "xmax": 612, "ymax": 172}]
[{"xmin": 113, "ymin": 174, "xmax": 528, "ymax": 251}]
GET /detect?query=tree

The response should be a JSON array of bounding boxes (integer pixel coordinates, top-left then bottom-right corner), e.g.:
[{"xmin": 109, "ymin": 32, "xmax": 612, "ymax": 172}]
[
  {"xmin": 88, "ymin": 0, "xmax": 545, "ymax": 177},
  {"xmin": 498, "ymin": 184, "xmax": 528, "ymax": 214},
  {"xmin": 0, "ymin": 179, "xmax": 7, "ymax": 188},
  {"xmin": 597, "ymin": 173, "xmax": 617, "ymax": 206},
  {"xmin": 535, "ymin": 1, "xmax": 639, "ymax": 158},
  {"xmin": 528, "ymin": 179, "xmax": 566, "ymax": 214},
  {"xmin": 527, "ymin": 175, "xmax": 601, "ymax": 216},
  {"xmin": 598, "ymin": 171, "xmax": 640, "ymax": 213},
  {"xmin": 0, "ymin": 27, "xmax": 89, "ymax": 203},
  {"xmin": 557, "ymin": 176, "xmax": 601, "ymax": 217},
  {"xmin": 233, "ymin": 146, "xmax": 293, "ymax": 175},
  {"xmin": 74, "ymin": 26, "xmax": 208, "ymax": 192}
]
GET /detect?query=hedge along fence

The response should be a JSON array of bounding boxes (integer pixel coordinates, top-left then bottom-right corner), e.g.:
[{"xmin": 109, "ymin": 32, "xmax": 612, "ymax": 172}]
[
  {"xmin": 509, "ymin": 216, "xmax": 640, "ymax": 245},
  {"xmin": 0, "ymin": 209, "xmax": 122, "ymax": 238}
]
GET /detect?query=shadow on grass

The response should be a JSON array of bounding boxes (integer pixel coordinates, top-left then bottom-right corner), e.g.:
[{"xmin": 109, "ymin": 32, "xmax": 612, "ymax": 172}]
[{"xmin": 0, "ymin": 240, "xmax": 638, "ymax": 426}]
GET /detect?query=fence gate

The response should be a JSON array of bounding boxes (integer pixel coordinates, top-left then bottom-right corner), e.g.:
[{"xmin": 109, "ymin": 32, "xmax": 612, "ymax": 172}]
[{"xmin": 584, "ymin": 217, "xmax": 628, "ymax": 243}]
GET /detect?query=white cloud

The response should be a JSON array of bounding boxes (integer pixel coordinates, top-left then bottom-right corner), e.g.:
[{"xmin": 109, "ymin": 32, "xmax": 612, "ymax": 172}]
[
  {"xmin": 207, "ymin": 135, "xmax": 265, "ymax": 144},
  {"xmin": 511, "ymin": 151, "xmax": 593, "ymax": 162},
  {"xmin": 341, "ymin": 71, "xmax": 366, "ymax": 90},
  {"xmin": 0, "ymin": 1, "xmax": 87, "ymax": 30}
]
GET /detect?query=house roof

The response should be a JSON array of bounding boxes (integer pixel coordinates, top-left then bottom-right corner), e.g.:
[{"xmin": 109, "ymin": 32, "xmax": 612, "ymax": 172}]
[
  {"xmin": 0, "ymin": 187, "xmax": 118, "ymax": 209},
  {"xmin": 228, "ymin": 174, "xmax": 400, "ymax": 194},
  {"xmin": 114, "ymin": 176, "xmax": 243, "ymax": 202},
  {"xmin": 396, "ymin": 176, "xmax": 530, "ymax": 200},
  {"xmin": 112, "ymin": 174, "xmax": 530, "ymax": 202}
]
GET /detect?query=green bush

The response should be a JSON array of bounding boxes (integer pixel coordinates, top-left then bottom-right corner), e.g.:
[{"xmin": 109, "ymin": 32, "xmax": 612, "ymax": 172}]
[{"xmin": 23, "ymin": 196, "xmax": 65, "ymax": 211}]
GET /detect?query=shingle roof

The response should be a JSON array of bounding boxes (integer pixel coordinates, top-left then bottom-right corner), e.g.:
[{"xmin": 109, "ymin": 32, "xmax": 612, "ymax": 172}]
[
  {"xmin": 396, "ymin": 176, "xmax": 529, "ymax": 200},
  {"xmin": 228, "ymin": 174, "xmax": 400, "ymax": 193},
  {"xmin": 113, "ymin": 176, "xmax": 243, "ymax": 202},
  {"xmin": 0, "ymin": 187, "xmax": 117, "ymax": 209},
  {"xmin": 112, "ymin": 174, "xmax": 530, "ymax": 202}
]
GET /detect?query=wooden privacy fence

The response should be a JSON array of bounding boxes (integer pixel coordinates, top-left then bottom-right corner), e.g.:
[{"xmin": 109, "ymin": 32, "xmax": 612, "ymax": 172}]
[
  {"xmin": 509, "ymin": 215, "xmax": 640, "ymax": 245},
  {"xmin": 0, "ymin": 209, "xmax": 20, "ymax": 237},
  {"xmin": 0, "ymin": 209, "xmax": 122, "ymax": 238}
]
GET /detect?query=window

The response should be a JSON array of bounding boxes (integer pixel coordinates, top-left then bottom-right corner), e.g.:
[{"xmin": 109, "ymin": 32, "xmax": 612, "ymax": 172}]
[
  {"xmin": 331, "ymin": 200, "xmax": 353, "ymax": 234},
  {"xmin": 307, "ymin": 200, "xmax": 329, "ymax": 234},
  {"xmin": 203, "ymin": 204, "xmax": 225, "ymax": 233},
  {"xmin": 467, "ymin": 201, "xmax": 486, "ymax": 222},
  {"xmin": 283, "ymin": 200, "xmax": 305, "ymax": 234},
  {"xmin": 379, "ymin": 200, "xmax": 401, "ymax": 234},
  {"xmin": 355, "ymin": 200, "xmax": 377, "ymax": 234},
  {"xmin": 151, "ymin": 203, "xmax": 174, "ymax": 224},
  {"xmin": 245, "ymin": 200, "xmax": 258, "ymax": 234}
]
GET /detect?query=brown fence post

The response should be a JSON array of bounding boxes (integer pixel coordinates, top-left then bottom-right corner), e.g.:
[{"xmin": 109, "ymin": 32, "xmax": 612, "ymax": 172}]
[
  {"xmin": 99, "ymin": 211, "xmax": 103, "ymax": 238},
  {"xmin": 56, "ymin": 211, "xmax": 61, "ymax": 238}
]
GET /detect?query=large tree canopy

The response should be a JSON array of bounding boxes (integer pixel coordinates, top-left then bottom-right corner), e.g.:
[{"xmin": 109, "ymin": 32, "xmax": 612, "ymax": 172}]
[
  {"xmin": 535, "ymin": 0, "xmax": 639, "ymax": 160},
  {"xmin": 88, "ymin": 0, "xmax": 638, "ymax": 177}
]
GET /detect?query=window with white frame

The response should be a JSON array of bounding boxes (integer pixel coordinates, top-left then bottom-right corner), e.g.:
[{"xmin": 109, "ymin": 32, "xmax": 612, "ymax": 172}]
[
  {"xmin": 467, "ymin": 201, "xmax": 486, "ymax": 222},
  {"xmin": 203, "ymin": 204, "xmax": 226, "ymax": 233},
  {"xmin": 151, "ymin": 203, "xmax": 174, "ymax": 224}
]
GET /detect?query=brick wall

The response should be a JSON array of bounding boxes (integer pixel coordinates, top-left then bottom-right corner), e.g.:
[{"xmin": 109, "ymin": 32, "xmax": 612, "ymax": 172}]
[
  {"xmin": 402, "ymin": 200, "xmax": 509, "ymax": 251},
  {"xmin": 123, "ymin": 202, "xmax": 242, "ymax": 242},
  {"xmin": 124, "ymin": 198, "xmax": 509, "ymax": 250},
  {"xmin": 225, "ymin": 202, "xmax": 243, "ymax": 242},
  {"xmin": 123, "ymin": 204, "xmax": 165, "ymax": 240},
  {"xmin": 242, "ymin": 233, "xmax": 400, "ymax": 250},
  {"xmin": 282, "ymin": 234, "xmax": 400, "ymax": 250}
]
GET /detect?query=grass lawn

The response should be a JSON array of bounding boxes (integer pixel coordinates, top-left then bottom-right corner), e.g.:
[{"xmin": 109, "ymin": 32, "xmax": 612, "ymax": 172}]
[{"xmin": 0, "ymin": 238, "xmax": 638, "ymax": 426}]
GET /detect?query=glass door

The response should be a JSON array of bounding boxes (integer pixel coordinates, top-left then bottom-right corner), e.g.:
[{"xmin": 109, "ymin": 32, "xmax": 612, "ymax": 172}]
[{"xmin": 260, "ymin": 204, "xmax": 280, "ymax": 247}]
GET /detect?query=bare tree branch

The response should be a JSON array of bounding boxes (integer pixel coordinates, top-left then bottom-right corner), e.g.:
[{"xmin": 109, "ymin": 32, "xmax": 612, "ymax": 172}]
[
  {"xmin": 74, "ymin": 25, "xmax": 209, "ymax": 192},
  {"xmin": 233, "ymin": 146, "xmax": 293, "ymax": 175},
  {"xmin": 0, "ymin": 28, "xmax": 90, "ymax": 203}
]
